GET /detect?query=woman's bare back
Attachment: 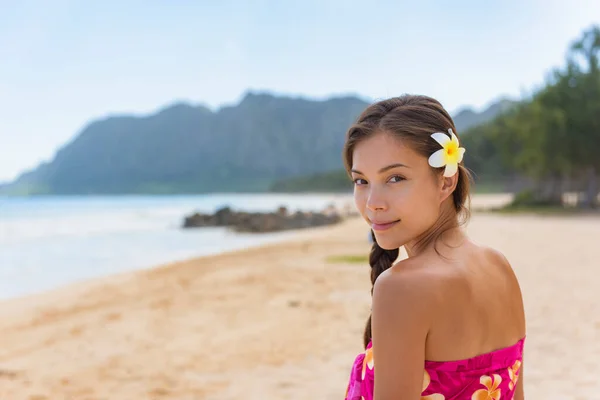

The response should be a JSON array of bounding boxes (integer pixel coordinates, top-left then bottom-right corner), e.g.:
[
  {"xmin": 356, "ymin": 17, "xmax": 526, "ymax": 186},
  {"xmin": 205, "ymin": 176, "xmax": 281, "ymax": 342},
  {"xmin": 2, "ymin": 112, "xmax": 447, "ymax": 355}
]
[{"xmin": 410, "ymin": 239, "xmax": 526, "ymax": 363}]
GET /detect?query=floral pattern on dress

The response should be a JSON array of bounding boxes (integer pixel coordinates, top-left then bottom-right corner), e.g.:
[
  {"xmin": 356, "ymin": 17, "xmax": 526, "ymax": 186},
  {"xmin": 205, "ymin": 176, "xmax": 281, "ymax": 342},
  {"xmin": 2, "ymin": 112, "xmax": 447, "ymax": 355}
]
[
  {"xmin": 471, "ymin": 374, "xmax": 502, "ymax": 400},
  {"xmin": 343, "ymin": 337, "xmax": 525, "ymax": 400},
  {"xmin": 507, "ymin": 360, "xmax": 521, "ymax": 391}
]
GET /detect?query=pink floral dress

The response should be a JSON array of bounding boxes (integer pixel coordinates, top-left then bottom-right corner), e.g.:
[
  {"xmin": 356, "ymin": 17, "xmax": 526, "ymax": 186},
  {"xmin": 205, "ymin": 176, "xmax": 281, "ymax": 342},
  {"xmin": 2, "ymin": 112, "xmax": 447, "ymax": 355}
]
[{"xmin": 344, "ymin": 337, "xmax": 524, "ymax": 400}]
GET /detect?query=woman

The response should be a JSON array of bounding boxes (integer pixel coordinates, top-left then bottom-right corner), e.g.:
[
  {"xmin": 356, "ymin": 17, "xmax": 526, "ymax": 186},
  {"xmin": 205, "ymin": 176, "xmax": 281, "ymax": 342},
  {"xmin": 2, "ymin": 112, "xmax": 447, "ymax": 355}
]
[{"xmin": 342, "ymin": 95, "xmax": 526, "ymax": 400}]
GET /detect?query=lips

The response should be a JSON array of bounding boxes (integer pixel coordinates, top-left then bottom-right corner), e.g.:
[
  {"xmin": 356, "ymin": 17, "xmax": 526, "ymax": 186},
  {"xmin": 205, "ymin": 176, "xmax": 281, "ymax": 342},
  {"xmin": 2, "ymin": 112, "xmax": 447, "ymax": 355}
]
[{"xmin": 371, "ymin": 219, "xmax": 400, "ymax": 231}]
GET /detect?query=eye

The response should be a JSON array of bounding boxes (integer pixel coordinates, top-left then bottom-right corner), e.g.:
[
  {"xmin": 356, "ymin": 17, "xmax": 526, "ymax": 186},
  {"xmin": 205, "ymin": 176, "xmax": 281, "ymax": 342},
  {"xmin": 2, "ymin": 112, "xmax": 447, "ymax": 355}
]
[
  {"xmin": 388, "ymin": 175, "xmax": 405, "ymax": 183},
  {"xmin": 353, "ymin": 178, "xmax": 368, "ymax": 185}
]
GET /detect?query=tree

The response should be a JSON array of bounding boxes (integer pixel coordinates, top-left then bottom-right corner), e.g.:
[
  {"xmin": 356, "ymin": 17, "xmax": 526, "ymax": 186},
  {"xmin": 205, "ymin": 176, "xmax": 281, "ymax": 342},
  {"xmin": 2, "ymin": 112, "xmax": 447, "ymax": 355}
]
[{"xmin": 566, "ymin": 25, "xmax": 600, "ymax": 207}]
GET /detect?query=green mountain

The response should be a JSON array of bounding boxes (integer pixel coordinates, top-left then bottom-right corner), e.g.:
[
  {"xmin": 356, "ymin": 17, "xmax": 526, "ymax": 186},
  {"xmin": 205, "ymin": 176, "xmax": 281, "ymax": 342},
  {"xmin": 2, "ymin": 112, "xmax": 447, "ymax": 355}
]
[
  {"xmin": 268, "ymin": 98, "xmax": 518, "ymax": 193},
  {"xmin": 452, "ymin": 98, "xmax": 517, "ymax": 132},
  {"xmin": 2, "ymin": 91, "xmax": 513, "ymax": 195}
]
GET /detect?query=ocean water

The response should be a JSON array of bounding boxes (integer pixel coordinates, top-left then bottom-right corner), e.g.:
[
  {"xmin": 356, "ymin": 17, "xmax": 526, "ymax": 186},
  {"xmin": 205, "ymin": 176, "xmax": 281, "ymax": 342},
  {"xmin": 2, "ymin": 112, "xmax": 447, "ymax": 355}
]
[{"xmin": 0, "ymin": 193, "xmax": 351, "ymax": 301}]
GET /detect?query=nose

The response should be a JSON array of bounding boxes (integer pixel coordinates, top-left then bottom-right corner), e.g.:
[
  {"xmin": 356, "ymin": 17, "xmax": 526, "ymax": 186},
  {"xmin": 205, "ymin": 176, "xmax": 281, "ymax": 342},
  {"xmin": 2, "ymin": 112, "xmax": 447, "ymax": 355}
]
[{"xmin": 366, "ymin": 190, "xmax": 387, "ymax": 212}]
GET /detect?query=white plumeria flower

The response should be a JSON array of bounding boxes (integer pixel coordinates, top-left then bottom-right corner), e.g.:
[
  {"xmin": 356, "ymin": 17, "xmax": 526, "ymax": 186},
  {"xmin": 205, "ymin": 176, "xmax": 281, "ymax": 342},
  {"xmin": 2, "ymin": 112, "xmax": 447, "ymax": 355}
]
[{"xmin": 428, "ymin": 128, "xmax": 466, "ymax": 177}]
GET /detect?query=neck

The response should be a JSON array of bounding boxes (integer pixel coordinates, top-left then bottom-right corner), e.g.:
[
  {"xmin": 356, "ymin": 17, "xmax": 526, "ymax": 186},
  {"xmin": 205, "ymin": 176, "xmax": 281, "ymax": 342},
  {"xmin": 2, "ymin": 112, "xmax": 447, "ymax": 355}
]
[{"xmin": 404, "ymin": 211, "xmax": 462, "ymax": 258}]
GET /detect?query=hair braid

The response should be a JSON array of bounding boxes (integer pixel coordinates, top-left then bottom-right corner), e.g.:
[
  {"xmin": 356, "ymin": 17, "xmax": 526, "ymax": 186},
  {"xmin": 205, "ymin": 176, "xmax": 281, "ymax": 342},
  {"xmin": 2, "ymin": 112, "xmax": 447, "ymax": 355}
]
[{"xmin": 363, "ymin": 229, "xmax": 399, "ymax": 348}]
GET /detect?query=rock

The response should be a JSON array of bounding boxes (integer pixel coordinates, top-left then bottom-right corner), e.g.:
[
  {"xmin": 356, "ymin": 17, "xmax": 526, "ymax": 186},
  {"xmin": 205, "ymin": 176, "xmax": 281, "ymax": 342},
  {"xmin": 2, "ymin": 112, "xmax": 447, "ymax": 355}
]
[
  {"xmin": 182, "ymin": 212, "xmax": 212, "ymax": 228},
  {"xmin": 182, "ymin": 205, "xmax": 343, "ymax": 233}
]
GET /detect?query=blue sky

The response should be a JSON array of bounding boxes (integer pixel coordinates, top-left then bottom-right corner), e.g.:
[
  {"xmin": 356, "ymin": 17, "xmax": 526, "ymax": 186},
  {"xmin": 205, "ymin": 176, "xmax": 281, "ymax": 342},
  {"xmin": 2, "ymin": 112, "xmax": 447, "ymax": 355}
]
[{"xmin": 1, "ymin": 0, "xmax": 599, "ymax": 182}]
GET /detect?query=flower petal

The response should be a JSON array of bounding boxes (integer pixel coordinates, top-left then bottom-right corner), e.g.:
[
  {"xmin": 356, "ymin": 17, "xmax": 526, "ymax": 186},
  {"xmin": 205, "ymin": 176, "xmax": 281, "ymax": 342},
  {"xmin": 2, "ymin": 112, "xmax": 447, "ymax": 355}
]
[
  {"xmin": 471, "ymin": 389, "xmax": 490, "ymax": 400},
  {"xmin": 479, "ymin": 375, "xmax": 492, "ymax": 388},
  {"xmin": 428, "ymin": 149, "xmax": 447, "ymax": 168},
  {"xmin": 490, "ymin": 388, "xmax": 501, "ymax": 400},
  {"xmin": 512, "ymin": 360, "xmax": 522, "ymax": 371},
  {"xmin": 457, "ymin": 147, "xmax": 466, "ymax": 163},
  {"xmin": 444, "ymin": 162, "xmax": 458, "ymax": 177},
  {"xmin": 366, "ymin": 348, "xmax": 373, "ymax": 368},
  {"xmin": 431, "ymin": 132, "xmax": 451, "ymax": 147},
  {"xmin": 450, "ymin": 129, "xmax": 460, "ymax": 147},
  {"xmin": 491, "ymin": 374, "xmax": 502, "ymax": 389}
]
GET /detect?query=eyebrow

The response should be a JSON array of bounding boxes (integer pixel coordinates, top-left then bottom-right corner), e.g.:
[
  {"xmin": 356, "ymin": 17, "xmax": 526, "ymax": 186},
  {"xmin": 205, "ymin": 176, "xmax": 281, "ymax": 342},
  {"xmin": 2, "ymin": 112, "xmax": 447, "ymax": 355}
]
[{"xmin": 350, "ymin": 163, "xmax": 410, "ymax": 175}]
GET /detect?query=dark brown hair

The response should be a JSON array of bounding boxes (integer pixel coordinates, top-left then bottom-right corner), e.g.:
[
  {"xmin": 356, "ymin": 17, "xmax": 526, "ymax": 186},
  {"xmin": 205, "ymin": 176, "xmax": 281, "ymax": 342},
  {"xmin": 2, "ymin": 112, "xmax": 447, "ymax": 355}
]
[{"xmin": 342, "ymin": 94, "xmax": 472, "ymax": 348}]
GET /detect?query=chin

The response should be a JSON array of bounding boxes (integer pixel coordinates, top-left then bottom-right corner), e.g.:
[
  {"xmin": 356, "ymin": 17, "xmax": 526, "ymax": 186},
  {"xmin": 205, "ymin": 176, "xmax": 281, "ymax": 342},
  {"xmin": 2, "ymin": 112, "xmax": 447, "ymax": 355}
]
[{"xmin": 372, "ymin": 234, "xmax": 404, "ymax": 250}]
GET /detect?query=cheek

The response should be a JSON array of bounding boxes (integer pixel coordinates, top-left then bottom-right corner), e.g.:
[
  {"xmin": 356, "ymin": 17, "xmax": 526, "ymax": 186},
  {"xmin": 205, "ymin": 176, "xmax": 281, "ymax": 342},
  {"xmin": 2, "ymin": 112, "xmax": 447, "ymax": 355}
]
[
  {"xmin": 398, "ymin": 182, "xmax": 440, "ymax": 218},
  {"xmin": 353, "ymin": 188, "xmax": 367, "ymax": 214}
]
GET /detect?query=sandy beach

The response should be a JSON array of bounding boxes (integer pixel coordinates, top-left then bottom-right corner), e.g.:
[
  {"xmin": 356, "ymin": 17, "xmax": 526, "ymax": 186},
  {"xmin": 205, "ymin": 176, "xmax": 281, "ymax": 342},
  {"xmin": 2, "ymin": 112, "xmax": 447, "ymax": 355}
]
[{"xmin": 0, "ymin": 199, "xmax": 599, "ymax": 399}]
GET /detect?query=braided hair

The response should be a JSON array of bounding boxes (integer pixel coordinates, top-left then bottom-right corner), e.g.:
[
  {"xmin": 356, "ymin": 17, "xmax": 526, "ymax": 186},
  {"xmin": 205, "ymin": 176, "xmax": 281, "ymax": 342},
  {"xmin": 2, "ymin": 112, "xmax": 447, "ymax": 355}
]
[{"xmin": 364, "ymin": 229, "xmax": 399, "ymax": 348}]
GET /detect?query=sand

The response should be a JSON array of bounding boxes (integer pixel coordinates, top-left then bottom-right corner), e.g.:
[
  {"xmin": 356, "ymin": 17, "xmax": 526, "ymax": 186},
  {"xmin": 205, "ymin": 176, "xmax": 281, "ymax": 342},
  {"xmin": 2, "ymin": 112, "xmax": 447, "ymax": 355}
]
[{"xmin": 0, "ymin": 197, "xmax": 599, "ymax": 399}]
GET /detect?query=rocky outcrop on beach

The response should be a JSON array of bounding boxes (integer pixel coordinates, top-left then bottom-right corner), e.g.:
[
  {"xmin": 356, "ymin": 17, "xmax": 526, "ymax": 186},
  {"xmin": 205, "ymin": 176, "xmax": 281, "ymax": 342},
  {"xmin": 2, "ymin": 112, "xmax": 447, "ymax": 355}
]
[{"xmin": 182, "ymin": 205, "xmax": 344, "ymax": 233}]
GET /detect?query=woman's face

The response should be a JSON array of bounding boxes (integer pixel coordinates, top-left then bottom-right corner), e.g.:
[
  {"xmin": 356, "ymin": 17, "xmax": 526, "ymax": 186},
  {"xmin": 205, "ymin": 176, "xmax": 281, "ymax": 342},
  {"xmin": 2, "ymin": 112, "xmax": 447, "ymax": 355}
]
[{"xmin": 351, "ymin": 132, "xmax": 448, "ymax": 250}]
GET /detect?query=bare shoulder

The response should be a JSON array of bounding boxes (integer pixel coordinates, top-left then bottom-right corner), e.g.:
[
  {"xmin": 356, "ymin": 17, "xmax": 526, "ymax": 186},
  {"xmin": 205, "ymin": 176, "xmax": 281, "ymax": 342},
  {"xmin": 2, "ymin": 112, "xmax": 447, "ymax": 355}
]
[
  {"xmin": 480, "ymin": 244, "xmax": 512, "ymax": 268},
  {"xmin": 372, "ymin": 258, "xmax": 443, "ymax": 320},
  {"xmin": 478, "ymin": 244, "xmax": 522, "ymax": 282},
  {"xmin": 374, "ymin": 253, "xmax": 468, "ymax": 301}
]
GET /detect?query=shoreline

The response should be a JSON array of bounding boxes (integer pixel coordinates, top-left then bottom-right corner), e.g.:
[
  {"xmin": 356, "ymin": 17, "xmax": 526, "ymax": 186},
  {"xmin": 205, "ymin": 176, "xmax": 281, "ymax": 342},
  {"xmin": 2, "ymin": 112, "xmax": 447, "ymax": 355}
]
[
  {"xmin": 0, "ymin": 192, "xmax": 358, "ymax": 303},
  {"xmin": 0, "ymin": 217, "xmax": 353, "ymax": 307}
]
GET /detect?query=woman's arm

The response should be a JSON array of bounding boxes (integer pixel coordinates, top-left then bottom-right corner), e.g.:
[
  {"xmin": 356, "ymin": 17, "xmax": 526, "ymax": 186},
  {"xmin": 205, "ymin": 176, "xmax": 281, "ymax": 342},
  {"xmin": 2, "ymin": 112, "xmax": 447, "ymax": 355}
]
[{"xmin": 371, "ymin": 268, "xmax": 433, "ymax": 400}]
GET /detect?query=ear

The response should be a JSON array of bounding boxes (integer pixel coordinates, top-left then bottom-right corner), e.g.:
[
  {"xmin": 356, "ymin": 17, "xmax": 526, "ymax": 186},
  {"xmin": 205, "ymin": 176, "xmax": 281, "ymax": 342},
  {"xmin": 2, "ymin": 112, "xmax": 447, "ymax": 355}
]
[{"xmin": 439, "ymin": 173, "xmax": 458, "ymax": 203}]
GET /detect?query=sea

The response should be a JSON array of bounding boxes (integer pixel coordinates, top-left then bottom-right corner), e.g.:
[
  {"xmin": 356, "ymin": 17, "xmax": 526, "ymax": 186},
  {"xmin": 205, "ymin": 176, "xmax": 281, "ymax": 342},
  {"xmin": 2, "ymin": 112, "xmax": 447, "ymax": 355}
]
[{"xmin": 0, "ymin": 193, "xmax": 352, "ymax": 301}]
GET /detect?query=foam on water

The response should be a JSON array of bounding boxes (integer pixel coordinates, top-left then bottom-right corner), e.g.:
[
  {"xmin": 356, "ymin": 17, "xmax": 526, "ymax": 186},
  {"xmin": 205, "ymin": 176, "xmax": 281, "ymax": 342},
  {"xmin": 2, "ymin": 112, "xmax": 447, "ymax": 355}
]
[{"xmin": 0, "ymin": 194, "xmax": 351, "ymax": 300}]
